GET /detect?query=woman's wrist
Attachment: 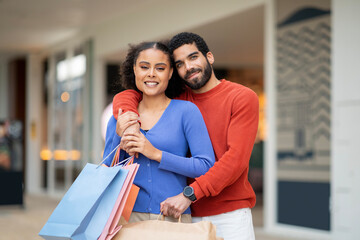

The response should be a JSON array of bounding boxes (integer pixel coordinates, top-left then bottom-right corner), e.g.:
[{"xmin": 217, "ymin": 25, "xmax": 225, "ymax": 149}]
[{"xmin": 151, "ymin": 149, "xmax": 162, "ymax": 162}]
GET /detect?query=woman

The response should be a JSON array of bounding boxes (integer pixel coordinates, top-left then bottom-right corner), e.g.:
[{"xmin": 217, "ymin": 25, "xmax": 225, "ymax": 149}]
[{"xmin": 103, "ymin": 42, "xmax": 215, "ymax": 223}]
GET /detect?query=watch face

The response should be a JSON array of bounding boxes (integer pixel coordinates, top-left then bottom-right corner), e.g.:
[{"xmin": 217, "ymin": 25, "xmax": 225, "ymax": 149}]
[{"xmin": 184, "ymin": 186, "xmax": 193, "ymax": 196}]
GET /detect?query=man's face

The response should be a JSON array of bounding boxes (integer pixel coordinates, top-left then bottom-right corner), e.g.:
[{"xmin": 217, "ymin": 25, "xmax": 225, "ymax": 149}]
[{"xmin": 173, "ymin": 43, "xmax": 212, "ymax": 90}]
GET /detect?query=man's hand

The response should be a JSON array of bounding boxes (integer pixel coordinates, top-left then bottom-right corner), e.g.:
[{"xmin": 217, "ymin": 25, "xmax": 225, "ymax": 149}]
[
  {"xmin": 160, "ymin": 193, "xmax": 192, "ymax": 218},
  {"xmin": 116, "ymin": 108, "xmax": 139, "ymax": 137},
  {"xmin": 117, "ymin": 108, "xmax": 140, "ymax": 157}
]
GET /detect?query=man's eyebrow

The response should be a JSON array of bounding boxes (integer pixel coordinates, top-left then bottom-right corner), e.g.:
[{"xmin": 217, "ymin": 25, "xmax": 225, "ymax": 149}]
[
  {"xmin": 188, "ymin": 51, "xmax": 199, "ymax": 57},
  {"xmin": 175, "ymin": 51, "xmax": 199, "ymax": 64}
]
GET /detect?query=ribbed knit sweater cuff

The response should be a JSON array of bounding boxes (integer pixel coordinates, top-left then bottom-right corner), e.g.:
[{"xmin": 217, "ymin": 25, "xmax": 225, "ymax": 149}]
[{"xmin": 190, "ymin": 181, "xmax": 205, "ymax": 201}]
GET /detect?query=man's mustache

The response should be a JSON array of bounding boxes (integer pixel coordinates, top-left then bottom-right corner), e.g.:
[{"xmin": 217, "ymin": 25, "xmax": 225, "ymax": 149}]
[{"xmin": 184, "ymin": 68, "xmax": 201, "ymax": 80}]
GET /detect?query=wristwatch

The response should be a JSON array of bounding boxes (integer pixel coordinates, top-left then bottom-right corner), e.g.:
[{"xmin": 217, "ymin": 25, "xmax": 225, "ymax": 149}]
[{"xmin": 183, "ymin": 186, "xmax": 197, "ymax": 201}]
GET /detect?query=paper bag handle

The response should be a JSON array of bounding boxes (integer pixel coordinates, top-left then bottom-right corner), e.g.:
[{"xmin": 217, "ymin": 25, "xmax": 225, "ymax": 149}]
[{"xmin": 157, "ymin": 212, "xmax": 182, "ymax": 223}]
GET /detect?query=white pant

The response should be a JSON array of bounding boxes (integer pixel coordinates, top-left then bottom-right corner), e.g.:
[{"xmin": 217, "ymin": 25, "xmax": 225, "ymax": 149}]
[{"xmin": 192, "ymin": 208, "xmax": 255, "ymax": 240}]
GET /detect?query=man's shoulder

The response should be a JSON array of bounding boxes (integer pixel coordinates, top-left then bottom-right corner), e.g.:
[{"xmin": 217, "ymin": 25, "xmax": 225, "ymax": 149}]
[{"xmin": 221, "ymin": 80, "xmax": 257, "ymax": 98}]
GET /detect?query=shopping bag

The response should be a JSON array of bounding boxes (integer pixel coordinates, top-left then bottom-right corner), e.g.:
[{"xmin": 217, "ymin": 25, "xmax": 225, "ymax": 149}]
[
  {"xmin": 109, "ymin": 152, "xmax": 139, "ymax": 223},
  {"xmin": 121, "ymin": 184, "xmax": 140, "ymax": 222},
  {"xmin": 99, "ymin": 163, "xmax": 139, "ymax": 240},
  {"xmin": 38, "ymin": 163, "xmax": 129, "ymax": 240},
  {"xmin": 113, "ymin": 155, "xmax": 139, "ymax": 223},
  {"xmin": 113, "ymin": 214, "xmax": 223, "ymax": 240}
]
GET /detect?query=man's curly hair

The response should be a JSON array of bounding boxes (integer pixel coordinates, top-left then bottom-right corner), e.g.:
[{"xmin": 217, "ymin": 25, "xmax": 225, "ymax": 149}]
[
  {"xmin": 120, "ymin": 41, "xmax": 185, "ymax": 99},
  {"xmin": 168, "ymin": 32, "xmax": 210, "ymax": 56}
]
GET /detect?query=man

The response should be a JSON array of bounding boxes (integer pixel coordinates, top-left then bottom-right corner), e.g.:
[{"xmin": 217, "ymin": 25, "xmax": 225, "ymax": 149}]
[{"xmin": 113, "ymin": 32, "xmax": 258, "ymax": 240}]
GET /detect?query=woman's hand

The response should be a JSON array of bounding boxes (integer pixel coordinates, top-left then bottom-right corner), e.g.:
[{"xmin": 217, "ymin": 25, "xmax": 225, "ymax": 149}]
[{"xmin": 121, "ymin": 132, "xmax": 162, "ymax": 162}]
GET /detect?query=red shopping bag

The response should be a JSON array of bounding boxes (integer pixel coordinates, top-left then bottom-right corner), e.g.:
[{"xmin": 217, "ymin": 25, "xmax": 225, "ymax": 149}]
[
  {"xmin": 121, "ymin": 184, "xmax": 140, "ymax": 222},
  {"xmin": 114, "ymin": 153, "xmax": 139, "ymax": 223}
]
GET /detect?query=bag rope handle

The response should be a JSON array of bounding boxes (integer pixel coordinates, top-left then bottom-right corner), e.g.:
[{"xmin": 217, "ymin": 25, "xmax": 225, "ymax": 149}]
[{"xmin": 97, "ymin": 143, "xmax": 134, "ymax": 168}]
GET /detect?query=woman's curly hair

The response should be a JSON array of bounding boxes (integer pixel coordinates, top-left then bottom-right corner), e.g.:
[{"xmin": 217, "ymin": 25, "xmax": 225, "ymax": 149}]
[{"xmin": 120, "ymin": 41, "xmax": 185, "ymax": 99}]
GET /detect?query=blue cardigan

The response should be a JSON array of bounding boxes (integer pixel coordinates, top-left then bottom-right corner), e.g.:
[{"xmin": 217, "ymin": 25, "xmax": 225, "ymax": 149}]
[{"xmin": 103, "ymin": 100, "xmax": 215, "ymax": 214}]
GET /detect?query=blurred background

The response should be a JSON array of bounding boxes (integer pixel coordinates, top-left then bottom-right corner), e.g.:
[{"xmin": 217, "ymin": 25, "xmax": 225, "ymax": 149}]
[{"xmin": 0, "ymin": 0, "xmax": 359, "ymax": 239}]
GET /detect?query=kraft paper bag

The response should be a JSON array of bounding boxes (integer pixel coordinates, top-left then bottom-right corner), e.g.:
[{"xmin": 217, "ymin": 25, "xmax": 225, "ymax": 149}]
[
  {"xmin": 113, "ymin": 216, "xmax": 223, "ymax": 240},
  {"xmin": 39, "ymin": 163, "xmax": 129, "ymax": 240}
]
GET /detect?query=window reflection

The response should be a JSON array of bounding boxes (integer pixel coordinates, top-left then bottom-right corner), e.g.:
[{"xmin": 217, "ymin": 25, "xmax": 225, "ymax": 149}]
[{"xmin": 51, "ymin": 52, "xmax": 86, "ymax": 190}]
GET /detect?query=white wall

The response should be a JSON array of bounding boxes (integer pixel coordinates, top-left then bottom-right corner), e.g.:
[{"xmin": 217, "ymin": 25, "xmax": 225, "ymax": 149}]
[
  {"xmin": 332, "ymin": 0, "xmax": 360, "ymax": 239},
  {"xmin": 25, "ymin": 54, "xmax": 42, "ymax": 193},
  {"xmin": 264, "ymin": 0, "xmax": 277, "ymax": 233}
]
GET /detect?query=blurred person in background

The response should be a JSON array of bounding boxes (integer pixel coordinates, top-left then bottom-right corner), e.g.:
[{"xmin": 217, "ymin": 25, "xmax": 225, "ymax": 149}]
[{"xmin": 0, "ymin": 120, "xmax": 11, "ymax": 170}]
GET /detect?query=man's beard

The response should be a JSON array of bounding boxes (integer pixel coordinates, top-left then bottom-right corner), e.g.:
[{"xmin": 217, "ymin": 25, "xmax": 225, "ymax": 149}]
[{"xmin": 183, "ymin": 60, "xmax": 212, "ymax": 90}]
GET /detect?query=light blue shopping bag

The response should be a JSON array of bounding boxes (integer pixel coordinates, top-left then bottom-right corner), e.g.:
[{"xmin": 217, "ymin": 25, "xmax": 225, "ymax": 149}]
[{"xmin": 39, "ymin": 163, "xmax": 129, "ymax": 240}]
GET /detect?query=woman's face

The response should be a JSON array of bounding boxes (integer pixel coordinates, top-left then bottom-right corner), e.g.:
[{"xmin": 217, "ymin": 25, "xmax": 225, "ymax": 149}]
[{"xmin": 133, "ymin": 48, "xmax": 173, "ymax": 98}]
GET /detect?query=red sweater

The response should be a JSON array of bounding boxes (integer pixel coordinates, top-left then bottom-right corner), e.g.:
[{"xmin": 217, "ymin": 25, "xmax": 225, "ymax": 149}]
[{"xmin": 113, "ymin": 79, "xmax": 259, "ymax": 217}]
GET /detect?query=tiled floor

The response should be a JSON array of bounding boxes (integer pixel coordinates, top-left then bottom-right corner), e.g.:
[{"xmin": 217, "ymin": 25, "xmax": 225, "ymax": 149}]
[
  {"xmin": 0, "ymin": 193, "xmax": 300, "ymax": 240},
  {"xmin": 0, "ymin": 194, "xmax": 58, "ymax": 240}
]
